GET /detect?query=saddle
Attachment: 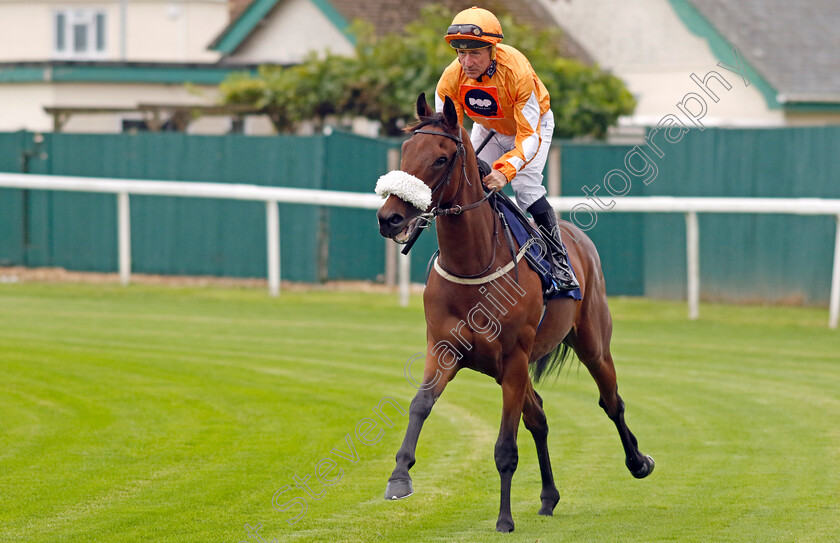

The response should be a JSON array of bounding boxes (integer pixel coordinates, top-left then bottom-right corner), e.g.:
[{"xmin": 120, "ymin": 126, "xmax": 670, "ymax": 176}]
[{"xmin": 489, "ymin": 192, "xmax": 582, "ymax": 301}]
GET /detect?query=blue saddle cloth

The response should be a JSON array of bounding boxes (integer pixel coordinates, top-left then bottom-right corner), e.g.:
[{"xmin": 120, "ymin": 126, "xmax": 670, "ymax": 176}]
[{"xmin": 494, "ymin": 195, "xmax": 582, "ymax": 301}]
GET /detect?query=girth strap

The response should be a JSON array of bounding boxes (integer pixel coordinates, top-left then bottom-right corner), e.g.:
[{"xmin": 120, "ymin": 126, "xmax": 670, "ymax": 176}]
[{"xmin": 432, "ymin": 241, "xmax": 533, "ymax": 286}]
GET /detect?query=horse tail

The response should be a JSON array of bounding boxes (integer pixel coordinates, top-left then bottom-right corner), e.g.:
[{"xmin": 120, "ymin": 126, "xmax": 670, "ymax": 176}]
[{"xmin": 530, "ymin": 342, "xmax": 575, "ymax": 383}]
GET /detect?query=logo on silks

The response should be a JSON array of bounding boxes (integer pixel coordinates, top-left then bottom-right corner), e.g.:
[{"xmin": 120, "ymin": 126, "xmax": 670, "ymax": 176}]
[
  {"xmin": 460, "ymin": 85, "xmax": 503, "ymax": 119},
  {"xmin": 465, "ymin": 88, "xmax": 498, "ymax": 117}
]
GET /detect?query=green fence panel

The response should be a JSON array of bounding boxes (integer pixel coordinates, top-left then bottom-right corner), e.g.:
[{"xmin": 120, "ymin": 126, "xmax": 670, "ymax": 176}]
[
  {"xmin": 323, "ymin": 130, "xmax": 442, "ymax": 284},
  {"xmin": 323, "ymin": 131, "xmax": 395, "ymax": 281},
  {"xmin": 558, "ymin": 142, "xmax": 645, "ymax": 296},
  {"xmin": 559, "ymin": 126, "xmax": 840, "ymax": 304},
  {"xmin": 0, "ymin": 189, "xmax": 24, "ymax": 267},
  {"xmin": 0, "ymin": 132, "xmax": 26, "ymax": 266},
  {"xmin": 33, "ymin": 132, "xmax": 324, "ymax": 280},
  {"xmin": 641, "ymin": 126, "xmax": 840, "ymax": 304},
  {"xmin": 16, "ymin": 133, "xmax": 54, "ymax": 268}
]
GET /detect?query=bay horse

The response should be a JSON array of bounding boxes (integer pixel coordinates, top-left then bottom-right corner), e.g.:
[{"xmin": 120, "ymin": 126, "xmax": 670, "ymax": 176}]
[{"xmin": 375, "ymin": 93, "xmax": 653, "ymax": 532}]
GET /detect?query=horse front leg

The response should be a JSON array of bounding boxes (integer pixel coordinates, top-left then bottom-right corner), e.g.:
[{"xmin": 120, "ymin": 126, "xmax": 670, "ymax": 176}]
[
  {"xmin": 384, "ymin": 354, "xmax": 456, "ymax": 500},
  {"xmin": 495, "ymin": 357, "xmax": 528, "ymax": 532}
]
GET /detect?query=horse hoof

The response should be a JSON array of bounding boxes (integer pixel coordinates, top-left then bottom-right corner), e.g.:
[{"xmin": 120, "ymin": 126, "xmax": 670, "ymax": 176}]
[
  {"xmin": 496, "ymin": 518, "xmax": 515, "ymax": 533},
  {"xmin": 384, "ymin": 478, "xmax": 414, "ymax": 500},
  {"xmin": 628, "ymin": 455, "xmax": 655, "ymax": 479},
  {"xmin": 538, "ymin": 494, "xmax": 560, "ymax": 516}
]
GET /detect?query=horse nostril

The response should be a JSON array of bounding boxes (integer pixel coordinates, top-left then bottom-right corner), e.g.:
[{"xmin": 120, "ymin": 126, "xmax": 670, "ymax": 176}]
[{"xmin": 377, "ymin": 211, "xmax": 406, "ymax": 237}]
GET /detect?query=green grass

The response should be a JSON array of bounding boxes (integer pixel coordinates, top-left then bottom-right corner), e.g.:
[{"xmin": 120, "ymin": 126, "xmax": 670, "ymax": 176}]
[{"xmin": 1, "ymin": 283, "xmax": 839, "ymax": 542}]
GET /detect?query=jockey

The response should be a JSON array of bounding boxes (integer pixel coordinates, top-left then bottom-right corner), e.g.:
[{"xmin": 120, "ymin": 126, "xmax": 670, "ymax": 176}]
[{"xmin": 435, "ymin": 6, "xmax": 579, "ymax": 292}]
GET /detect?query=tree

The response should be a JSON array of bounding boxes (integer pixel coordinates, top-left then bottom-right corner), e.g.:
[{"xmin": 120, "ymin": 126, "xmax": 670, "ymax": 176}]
[{"xmin": 219, "ymin": 4, "xmax": 635, "ymax": 139}]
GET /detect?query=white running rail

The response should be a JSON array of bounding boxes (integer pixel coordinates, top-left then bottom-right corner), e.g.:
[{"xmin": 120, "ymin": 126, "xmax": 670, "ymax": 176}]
[{"xmin": 1, "ymin": 172, "xmax": 839, "ymax": 328}]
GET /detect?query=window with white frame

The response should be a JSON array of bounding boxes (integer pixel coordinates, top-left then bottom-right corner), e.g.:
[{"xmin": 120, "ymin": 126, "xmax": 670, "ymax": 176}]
[{"xmin": 54, "ymin": 9, "xmax": 107, "ymax": 59}]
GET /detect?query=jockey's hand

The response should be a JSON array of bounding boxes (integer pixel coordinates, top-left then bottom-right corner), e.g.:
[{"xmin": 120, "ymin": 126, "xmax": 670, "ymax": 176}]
[{"xmin": 484, "ymin": 169, "xmax": 508, "ymax": 192}]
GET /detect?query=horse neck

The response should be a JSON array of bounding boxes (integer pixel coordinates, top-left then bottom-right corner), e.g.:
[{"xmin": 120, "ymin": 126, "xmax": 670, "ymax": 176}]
[{"xmin": 435, "ymin": 155, "xmax": 499, "ymax": 277}]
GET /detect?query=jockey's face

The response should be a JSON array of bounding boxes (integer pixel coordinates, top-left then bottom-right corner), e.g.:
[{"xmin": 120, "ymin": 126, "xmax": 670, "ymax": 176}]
[{"xmin": 457, "ymin": 47, "xmax": 492, "ymax": 80}]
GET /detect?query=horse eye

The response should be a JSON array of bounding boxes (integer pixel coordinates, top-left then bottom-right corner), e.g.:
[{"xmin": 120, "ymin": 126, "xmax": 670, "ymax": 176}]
[{"xmin": 434, "ymin": 156, "xmax": 448, "ymax": 167}]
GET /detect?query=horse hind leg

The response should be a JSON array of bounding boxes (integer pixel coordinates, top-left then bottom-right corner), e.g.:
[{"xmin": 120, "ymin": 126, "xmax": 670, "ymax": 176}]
[
  {"xmin": 522, "ymin": 386, "xmax": 560, "ymax": 515},
  {"xmin": 586, "ymin": 349, "xmax": 654, "ymax": 478},
  {"xmin": 599, "ymin": 393, "xmax": 654, "ymax": 478},
  {"xmin": 570, "ymin": 315, "xmax": 655, "ymax": 479}
]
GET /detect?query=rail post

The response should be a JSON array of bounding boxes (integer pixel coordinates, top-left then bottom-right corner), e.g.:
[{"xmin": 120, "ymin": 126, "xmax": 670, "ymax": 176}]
[
  {"xmin": 266, "ymin": 200, "xmax": 280, "ymax": 297},
  {"xmin": 118, "ymin": 192, "xmax": 131, "ymax": 286},
  {"xmin": 829, "ymin": 214, "xmax": 840, "ymax": 329},
  {"xmin": 686, "ymin": 211, "xmax": 700, "ymax": 320},
  {"xmin": 398, "ymin": 251, "xmax": 410, "ymax": 307}
]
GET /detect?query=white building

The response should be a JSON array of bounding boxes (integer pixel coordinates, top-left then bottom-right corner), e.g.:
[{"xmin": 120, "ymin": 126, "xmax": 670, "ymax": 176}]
[{"xmin": 0, "ymin": 0, "xmax": 246, "ymax": 133}]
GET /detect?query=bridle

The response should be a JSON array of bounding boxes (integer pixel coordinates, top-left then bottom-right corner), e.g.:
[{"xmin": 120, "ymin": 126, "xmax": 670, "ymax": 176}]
[
  {"xmin": 411, "ymin": 128, "xmax": 494, "ymax": 219},
  {"xmin": 408, "ymin": 126, "xmax": 499, "ymax": 280}
]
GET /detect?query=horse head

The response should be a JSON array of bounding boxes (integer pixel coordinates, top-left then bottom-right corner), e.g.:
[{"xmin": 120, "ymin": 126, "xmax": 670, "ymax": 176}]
[{"xmin": 376, "ymin": 93, "xmax": 469, "ymax": 242}]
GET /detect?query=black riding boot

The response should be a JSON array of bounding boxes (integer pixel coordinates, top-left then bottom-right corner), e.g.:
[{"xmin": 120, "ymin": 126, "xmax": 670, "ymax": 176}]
[{"xmin": 527, "ymin": 197, "xmax": 580, "ymax": 291}]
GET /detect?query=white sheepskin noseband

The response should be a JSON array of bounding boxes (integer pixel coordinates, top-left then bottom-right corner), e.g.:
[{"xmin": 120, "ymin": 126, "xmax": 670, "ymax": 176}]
[{"xmin": 375, "ymin": 170, "xmax": 432, "ymax": 210}]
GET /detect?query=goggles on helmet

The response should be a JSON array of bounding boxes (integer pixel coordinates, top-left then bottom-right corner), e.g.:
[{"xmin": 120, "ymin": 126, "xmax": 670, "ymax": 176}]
[{"xmin": 446, "ymin": 24, "xmax": 503, "ymax": 40}]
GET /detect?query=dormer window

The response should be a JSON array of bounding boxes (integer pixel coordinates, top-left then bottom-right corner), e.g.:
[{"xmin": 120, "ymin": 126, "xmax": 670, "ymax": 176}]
[{"xmin": 54, "ymin": 9, "xmax": 107, "ymax": 59}]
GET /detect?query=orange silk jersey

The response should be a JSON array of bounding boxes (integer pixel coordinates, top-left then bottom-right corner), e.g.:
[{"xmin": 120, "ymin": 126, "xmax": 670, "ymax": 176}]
[{"xmin": 435, "ymin": 44, "xmax": 551, "ymax": 182}]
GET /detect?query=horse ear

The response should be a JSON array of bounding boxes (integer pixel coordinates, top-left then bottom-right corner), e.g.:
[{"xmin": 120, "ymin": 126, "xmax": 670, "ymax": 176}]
[
  {"xmin": 442, "ymin": 96, "xmax": 458, "ymax": 129},
  {"xmin": 416, "ymin": 93, "xmax": 434, "ymax": 119}
]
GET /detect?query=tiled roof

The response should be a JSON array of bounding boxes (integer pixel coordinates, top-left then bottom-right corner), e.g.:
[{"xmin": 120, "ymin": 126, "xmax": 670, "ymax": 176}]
[{"xmin": 687, "ymin": 0, "xmax": 840, "ymax": 102}]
